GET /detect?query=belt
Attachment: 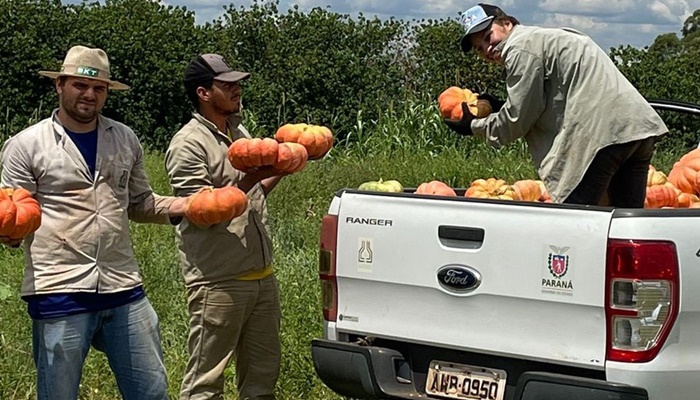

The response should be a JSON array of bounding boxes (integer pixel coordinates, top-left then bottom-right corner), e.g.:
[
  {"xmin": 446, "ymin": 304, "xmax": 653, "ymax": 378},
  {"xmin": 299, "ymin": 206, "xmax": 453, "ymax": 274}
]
[{"xmin": 234, "ymin": 264, "xmax": 274, "ymax": 281}]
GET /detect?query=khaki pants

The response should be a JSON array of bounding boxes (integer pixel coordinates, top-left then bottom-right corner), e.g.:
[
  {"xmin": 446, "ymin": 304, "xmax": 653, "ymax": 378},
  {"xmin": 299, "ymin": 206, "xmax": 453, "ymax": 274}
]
[{"xmin": 180, "ymin": 276, "xmax": 281, "ymax": 400}]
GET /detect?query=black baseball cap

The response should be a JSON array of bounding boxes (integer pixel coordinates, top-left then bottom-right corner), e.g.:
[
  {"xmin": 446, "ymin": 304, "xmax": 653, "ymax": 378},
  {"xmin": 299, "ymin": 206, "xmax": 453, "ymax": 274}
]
[{"xmin": 184, "ymin": 54, "xmax": 250, "ymax": 84}]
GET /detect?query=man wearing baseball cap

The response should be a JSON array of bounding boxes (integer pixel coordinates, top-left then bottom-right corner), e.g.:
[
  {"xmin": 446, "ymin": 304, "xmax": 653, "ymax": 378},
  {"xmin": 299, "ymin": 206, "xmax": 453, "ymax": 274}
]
[
  {"xmin": 165, "ymin": 54, "xmax": 287, "ymax": 400},
  {"xmin": 0, "ymin": 45, "xmax": 192, "ymax": 399},
  {"xmin": 458, "ymin": 3, "xmax": 513, "ymax": 53},
  {"xmin": 444, "ymin": 3, "xmax": 668, "ymax": 207}
]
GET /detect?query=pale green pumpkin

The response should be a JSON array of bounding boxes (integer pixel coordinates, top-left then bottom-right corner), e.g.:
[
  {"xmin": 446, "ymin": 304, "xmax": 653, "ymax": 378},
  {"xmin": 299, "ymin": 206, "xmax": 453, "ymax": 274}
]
[{"xmin": 358, "ymin": 179, "xmax": 404, "ymax": 193}]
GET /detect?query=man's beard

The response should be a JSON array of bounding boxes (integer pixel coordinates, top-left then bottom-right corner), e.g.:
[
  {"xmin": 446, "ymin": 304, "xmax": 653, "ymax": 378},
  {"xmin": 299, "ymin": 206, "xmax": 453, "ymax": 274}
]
[
  {"xmin": 215, "ymin": 100, "xmax": 241, "ymax": 116},
  {"xmin": 62, "ymin": 96, "xmax": 100, "ymax": 123}
]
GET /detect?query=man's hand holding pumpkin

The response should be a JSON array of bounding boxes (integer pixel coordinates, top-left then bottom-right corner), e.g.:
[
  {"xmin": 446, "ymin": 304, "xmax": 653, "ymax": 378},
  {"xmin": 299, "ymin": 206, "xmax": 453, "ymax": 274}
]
[
  {"xmin": 477, "ymin": 93, "xmax": 505, "ymax": 110},
  {"xmin": 443, "ymin": 102, "xmax": 475, "ymax": 136}
]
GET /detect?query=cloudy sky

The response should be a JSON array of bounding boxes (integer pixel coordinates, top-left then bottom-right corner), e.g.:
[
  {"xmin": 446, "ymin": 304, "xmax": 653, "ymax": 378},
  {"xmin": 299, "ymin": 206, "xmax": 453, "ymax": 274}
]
[{"xmin": 159, "ymin": 0, "xmax": 700, "ymax": 51}]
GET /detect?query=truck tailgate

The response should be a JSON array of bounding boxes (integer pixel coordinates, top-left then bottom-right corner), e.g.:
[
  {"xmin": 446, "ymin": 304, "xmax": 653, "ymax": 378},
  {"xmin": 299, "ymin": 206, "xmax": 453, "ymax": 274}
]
[{"xmin": 334, "ymin": 192, "xmax": 613, "ymax": 369}]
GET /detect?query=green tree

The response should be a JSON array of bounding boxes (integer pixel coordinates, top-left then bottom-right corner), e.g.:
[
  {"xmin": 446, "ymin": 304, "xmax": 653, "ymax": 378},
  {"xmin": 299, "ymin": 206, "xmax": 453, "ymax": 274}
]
[
  {"xmin": 66, "ymin": 0, "xmax": 213, "ymax": 149},
  {"xmin": 0, "ymin": 0, "xmax": 77, "ymax": 138},
  {"xmin": 215, "ymin": 1, "xmax": 408, "ymax": 141},
  {"xmin": 1, "ymin": 0, "xmax": 699, "ymax": 151},
  {"xmin": 406, "ymin": 18, "xmax": 505, "ymax": 102},
  {"xmin": 611, "ymin": 10, "xmax": 700, "ymax": 151}
]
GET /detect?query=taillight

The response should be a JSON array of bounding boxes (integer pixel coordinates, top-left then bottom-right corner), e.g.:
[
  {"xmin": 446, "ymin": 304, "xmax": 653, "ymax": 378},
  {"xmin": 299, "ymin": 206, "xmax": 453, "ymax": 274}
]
[
  {"xmin": 319, "ymin": 214, "xmax": 338, "ymax": 322},
  {"xmin": 605, "ymin": 239, "xmax": 679, "ymax": 363}
]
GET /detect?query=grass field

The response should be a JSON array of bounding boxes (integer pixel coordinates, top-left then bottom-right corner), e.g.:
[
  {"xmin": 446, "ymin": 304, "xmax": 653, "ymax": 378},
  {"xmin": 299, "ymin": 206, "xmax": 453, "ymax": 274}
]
[{"xmin": 0, "ymin": 100, "xmax": 690, "ymax": 399}]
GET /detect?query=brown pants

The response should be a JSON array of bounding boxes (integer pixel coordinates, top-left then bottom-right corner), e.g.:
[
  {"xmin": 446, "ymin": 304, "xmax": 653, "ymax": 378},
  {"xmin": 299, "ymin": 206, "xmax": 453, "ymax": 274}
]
[{"xmin": 180, "ymin": 276, "xmax": 281, "ymax": 400}]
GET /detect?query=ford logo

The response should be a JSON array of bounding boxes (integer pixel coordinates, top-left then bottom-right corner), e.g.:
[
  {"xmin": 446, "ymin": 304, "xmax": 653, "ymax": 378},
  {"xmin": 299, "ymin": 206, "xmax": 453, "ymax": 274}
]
[{"xmin": 437, "ymin": 265, "xmax": 482, "ymax": 293}]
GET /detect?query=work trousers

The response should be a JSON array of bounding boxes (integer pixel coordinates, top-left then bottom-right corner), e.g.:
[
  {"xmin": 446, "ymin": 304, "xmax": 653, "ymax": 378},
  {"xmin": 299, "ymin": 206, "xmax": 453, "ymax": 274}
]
[
  {"xmin": 564, "ymin": 136, "xmax": 656, "ymax": 207},
  {"xmin": 180, "ymin": 275, "xmax": 281, "ymax": 400}
]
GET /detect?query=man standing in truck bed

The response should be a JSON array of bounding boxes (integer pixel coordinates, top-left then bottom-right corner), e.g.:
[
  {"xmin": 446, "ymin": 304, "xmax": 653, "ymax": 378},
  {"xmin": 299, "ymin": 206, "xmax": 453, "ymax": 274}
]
[{"xmin": 444, "ymin": 3, "xmax": 668, "ymax": 207}]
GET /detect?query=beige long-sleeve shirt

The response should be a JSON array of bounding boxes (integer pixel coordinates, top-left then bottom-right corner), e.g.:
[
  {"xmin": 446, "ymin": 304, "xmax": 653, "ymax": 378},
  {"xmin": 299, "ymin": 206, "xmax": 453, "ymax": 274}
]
[
  {"xmin": 164, "ymin": 113, "xmax": 273, "ymax": 287},
  {"xmin": 0, "ymin": 110, "xmax": 175, "ymax": 296},
  {"xmin": 471, "ymin": 25, "xmax": 668, "ymax": 202}
]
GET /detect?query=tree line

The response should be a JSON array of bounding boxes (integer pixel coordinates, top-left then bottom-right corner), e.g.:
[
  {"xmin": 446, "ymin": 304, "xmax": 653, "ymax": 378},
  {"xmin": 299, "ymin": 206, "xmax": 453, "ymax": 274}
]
[{"xmin": 1, "ymin": 0, "xmax": 698, "ymax": 151}]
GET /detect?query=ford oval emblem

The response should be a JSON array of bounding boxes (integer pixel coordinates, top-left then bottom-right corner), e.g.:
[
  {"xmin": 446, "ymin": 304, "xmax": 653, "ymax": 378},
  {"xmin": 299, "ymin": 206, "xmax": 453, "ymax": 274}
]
[{"xmin": 437, "ymin": 264, "xmax": 482, "ymax": 293}]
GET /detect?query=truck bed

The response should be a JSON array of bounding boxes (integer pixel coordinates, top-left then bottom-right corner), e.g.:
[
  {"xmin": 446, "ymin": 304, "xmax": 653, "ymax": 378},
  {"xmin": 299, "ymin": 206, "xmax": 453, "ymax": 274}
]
[{"xmin": 315, "ymin": 191, "xmax": 700, "ymax": 400}]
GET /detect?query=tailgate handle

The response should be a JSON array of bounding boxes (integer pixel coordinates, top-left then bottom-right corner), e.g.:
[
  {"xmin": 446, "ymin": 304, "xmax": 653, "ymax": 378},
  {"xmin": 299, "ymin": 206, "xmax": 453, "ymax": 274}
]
[{"xmin": 438, "ymin": 226, "xmax": 484, "ymax": 249}]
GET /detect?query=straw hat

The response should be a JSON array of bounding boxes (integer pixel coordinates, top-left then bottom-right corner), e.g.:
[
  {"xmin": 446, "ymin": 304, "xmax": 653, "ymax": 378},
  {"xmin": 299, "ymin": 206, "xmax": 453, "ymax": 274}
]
[{"xmin": 39, "ymin": 45, "xmax": 129, "ymax": 90}]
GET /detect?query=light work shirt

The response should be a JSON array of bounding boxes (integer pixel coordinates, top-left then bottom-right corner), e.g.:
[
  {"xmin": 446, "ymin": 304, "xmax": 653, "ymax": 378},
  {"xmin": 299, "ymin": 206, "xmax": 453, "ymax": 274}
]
[
  {"xmin": 0, "ymin": 110, "xmax": 176, "ymax": 296},
  {"xmin": 165, "ymin": 113, "xmax": 273, "ymax": 287},
  {"xmin": 471, "ymin": 25, "xmax": 668, "ymax": 201}
]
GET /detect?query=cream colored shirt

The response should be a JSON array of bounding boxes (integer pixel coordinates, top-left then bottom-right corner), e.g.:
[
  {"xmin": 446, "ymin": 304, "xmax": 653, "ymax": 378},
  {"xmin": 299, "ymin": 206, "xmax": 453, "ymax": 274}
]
[
  {"xmin": 471, "ymin": 25, "xmax": 668, "ymax": 202},
  {"xmin": 0, "ymin": 110, "xmax": 175, "ymax": 296},
  {"xmin": 164, "ymin": 113, "xmax": 273, "ymax": 287}
]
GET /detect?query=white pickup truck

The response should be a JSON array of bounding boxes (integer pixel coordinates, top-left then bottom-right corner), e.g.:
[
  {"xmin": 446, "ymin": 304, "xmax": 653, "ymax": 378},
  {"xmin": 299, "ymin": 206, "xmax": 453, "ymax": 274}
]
[{"xmin": 311, "ymin": 100, "xmax": 700, "ymax": 400}]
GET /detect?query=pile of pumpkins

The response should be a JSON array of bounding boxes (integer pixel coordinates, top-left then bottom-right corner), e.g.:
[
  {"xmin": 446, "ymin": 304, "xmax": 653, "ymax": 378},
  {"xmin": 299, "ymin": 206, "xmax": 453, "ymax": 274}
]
[
  {"xmin": 646, "ymin": 148, "xmax": 700, "ymax": 208},
  {"xmin": 228, "ymin": 123, "xmax": 333, "ymax": 173},
  {"xmin": 415, "ymin": 178, "xmax": 552, "ymax": 202},
  {"xmin": 356, "ymin": 147, "xmax": 700, "ymax": 209},
  {"xmin": 186, "ymin": 123, "xmax": 334, "ymax": 228},
  {"xmin": 358, "ymin": 177, "xmax": 551, "ymax": 202}
]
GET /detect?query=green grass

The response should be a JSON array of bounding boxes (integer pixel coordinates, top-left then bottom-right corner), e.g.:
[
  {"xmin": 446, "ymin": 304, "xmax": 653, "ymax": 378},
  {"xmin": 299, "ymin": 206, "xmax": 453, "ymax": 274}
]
[{"xmin": 0, "ymin": 100, "xmax": 694, "ymax": 399}]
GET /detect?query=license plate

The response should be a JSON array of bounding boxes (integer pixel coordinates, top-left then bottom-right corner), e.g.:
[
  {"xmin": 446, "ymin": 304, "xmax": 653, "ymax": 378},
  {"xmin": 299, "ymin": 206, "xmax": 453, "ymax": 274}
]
[{"xmin": 425, "ymin": 360, "xmax": 506, "ymax": 400}]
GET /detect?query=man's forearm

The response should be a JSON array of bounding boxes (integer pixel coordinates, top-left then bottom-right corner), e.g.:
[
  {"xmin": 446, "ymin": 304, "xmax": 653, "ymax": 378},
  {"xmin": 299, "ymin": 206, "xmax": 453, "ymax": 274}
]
[{"xmin": 236, "ymin": 167, "xmax": 285, "ymax": 195}]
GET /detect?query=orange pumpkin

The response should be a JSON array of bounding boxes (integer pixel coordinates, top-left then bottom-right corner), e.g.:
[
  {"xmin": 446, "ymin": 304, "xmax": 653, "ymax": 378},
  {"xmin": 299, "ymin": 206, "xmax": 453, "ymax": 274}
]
[
  {"xmin": 0, "ymin": 188, "xmax": 41, "ymax": 239},
  {"xmin": 273, "ymin": 142, "xmax": 309, "ymax": 173},
  {"xmin": 678, "ymin": 157, "xmax": 700, "ymax": 172},
  {"xmin": 275, "ymin": 123, "xmax": 333, "ymax": 159},
  {"xmin": 274, "ymin": 123, "xmax": 304, "ymax": 142},
  {"xmin": 0, "ymin": 191, "xmax": 17, "ymax": 237},
  {"xmin": 465, "ymin": 178, "xmax": 519, "ymax": 200},
  {"xmin": 667, "ymin": 165, "xmax": 697, "ymax": 194},
  {"xmin": 227, "ymin": 137, "xmax": 280, "ymax": 172},
  {"xmin": 437, "ymin": 87, "xmax": 492, "ymax": 120},
  {"xmin": 644, "ymin": 185, "xmax": 679, "ymax": 209},
  {"xmin": 272, "ymin": 142, "xmax": 294, "ymax": 171},
  {"xmin": 495, "ymin": 185, "xmax": 515, "ymax": 199},
  {"xmin": 535, "ymin": 181, "xmax": 551, "ymax": 202},
  {"xmin": 465, "ymin": 186, "xmax": 492, "ymax": 198},
  {"xmin": 465, "ymin": 184, "xmax": 515, "ymax": 200},
  {"xmin": 667, "ymin": 149, "xmax": 700, "ymax": 195},
  {"xmin": 470, "ymin": 178, "xmax": 506, "ymax": 194},
  {"xmin": 298, "ymin": 126, "xmax": 333, "ymax": 159},
  {"xmin": 185, "ymin": 186, "xmax": 248, "ymax": 227},
  {"xmin": 677, "ymin": 148, "xmax": 700, "ymax": 165},
  {"xmin": 512, "ymin": 180, "xmax": 542, "ymax": 202},
  {"xmin": 677, "ymin": 192, "xmax": 700, "ymax": 208},
  {"xmin": 415, "ymin": 180, "xmax": 457, "ymax": 196}
]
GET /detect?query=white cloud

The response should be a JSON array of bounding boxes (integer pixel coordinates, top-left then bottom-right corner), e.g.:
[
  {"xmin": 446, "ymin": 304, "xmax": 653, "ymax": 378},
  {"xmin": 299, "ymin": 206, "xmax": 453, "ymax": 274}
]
[
  {"xmin": 540, "ymin": 0, "xmax": 636, "ymax": 15},
  {"xmin": 72, "ymin": 0, "xmax": 700, "ymax": 49}
]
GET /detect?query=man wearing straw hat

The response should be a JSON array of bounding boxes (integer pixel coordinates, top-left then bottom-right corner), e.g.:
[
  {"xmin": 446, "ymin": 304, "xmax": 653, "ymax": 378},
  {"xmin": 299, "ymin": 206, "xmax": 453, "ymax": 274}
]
[{"xmin": 0, "ymin": 45, "xmax": 191, "ymax": 400}]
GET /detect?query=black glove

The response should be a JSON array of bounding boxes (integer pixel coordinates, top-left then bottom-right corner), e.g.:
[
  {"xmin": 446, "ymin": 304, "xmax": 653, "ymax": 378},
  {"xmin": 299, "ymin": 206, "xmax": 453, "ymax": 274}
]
[
  {"xmin": 443, "ymin": 102, "xmax": 474, "ymax": 136},
  {"xmin": 477, "ymin": 93, "xmax": 505, "ymax": 111}
]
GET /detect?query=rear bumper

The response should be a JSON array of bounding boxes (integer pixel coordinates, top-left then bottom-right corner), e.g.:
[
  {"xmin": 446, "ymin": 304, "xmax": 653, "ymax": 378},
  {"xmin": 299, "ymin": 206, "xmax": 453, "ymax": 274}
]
[
  {"xmin": 311, "ymin": 339, "xmax": 424, "ymax": 399},
  {"xmin": 513, "ymin": 372, "xmax": 648, "ymax": 400},
  {"xmin": 311, "ymin": 339, "xmax": 649, "ymax": 400}
]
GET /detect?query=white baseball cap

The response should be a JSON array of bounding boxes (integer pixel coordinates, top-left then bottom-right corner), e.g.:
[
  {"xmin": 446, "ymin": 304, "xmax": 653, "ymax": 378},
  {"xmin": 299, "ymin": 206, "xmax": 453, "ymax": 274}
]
[{"xmin": 459, "ymin": 3, "xmax": 508, "ymax": 52}]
